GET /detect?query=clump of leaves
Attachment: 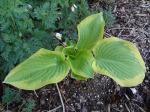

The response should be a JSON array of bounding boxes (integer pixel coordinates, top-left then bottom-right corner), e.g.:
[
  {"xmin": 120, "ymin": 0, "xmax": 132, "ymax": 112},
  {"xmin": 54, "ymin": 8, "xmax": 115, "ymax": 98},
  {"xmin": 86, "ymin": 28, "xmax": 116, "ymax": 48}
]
[
  {"xmin": 2, "ymin": 87, "xmax": 22, "ymax": 105},
  {"xmin": 22, "ymin": 99, "xmax": 35, "ymax": 112},
  {"xmin": 3, "ymin": 13, "xmax": 146, "ymax": 90}
]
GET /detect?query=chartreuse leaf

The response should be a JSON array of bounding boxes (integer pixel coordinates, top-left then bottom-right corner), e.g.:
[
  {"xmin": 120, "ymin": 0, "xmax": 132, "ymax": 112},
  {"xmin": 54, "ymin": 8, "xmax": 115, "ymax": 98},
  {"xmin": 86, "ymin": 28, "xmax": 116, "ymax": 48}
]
[
  {"xmin": 3, "ymin": 48, "xmax": 70, "ymax": 90},
  {"xmin": 55, "ymin": 46, "xmax": 64, "ymax": 52},
  {"xmin": 68, "ymin": 51, "xmax": 94, "ymax": 79},
  {"xmin": 76, "ymin": 12, "xmax": 105, "ymax": 50},
  {"xmin": 93, "ymin": 37, "xmax": 146, "ymax": 87}
]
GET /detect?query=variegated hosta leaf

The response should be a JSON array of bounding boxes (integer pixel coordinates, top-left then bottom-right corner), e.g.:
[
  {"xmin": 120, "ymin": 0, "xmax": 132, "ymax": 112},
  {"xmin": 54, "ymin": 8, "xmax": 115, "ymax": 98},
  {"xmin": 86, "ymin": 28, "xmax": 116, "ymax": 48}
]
[
  {"xmin": 93, "ymin": 37, "xmax": 146, "ymax": 87},
  {"xmin": 76, "ymin": 12, "xmax": 105, "ymax": 50},
  {"xmin": 68, "ymin": 51, "xmax": 94, "ymax": 79},
  {"xmin": 4, "ymin": 48, "xmax": 70, "ymax": 90}
]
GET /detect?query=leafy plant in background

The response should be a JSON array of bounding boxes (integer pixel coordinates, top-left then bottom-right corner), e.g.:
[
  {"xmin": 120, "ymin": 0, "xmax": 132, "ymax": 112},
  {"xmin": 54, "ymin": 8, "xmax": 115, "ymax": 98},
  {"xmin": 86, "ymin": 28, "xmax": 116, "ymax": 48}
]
[
  {"xmin": 2, "ymin": 87, "xmax": 36, "ymax": 111},
  {"xmin": 0, "ymin": 0, "xmax": 55, "ymax": 75},
  {"xmin": 103, "ymin": 8, "xmax": 115, "ymax": 28},
  {"xmin": 2, "ymin": 87, "xmax": 22, "ymax": 105},
  {"xmin": 22, "ymin": 99, "xmax": 35, "ymax": 112},
  {"xmin": 3, "ymin": 13, "xmax": 146, "ymax": 90}
]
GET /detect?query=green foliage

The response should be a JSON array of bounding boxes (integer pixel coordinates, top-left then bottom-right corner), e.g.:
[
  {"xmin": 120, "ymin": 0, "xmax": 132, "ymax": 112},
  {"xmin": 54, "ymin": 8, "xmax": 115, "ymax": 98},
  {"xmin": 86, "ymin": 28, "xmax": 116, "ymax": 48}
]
[
  {"xmin": 4, "ymin": 49, "xmax": 70, "ymax": 90},
  {"xmin": 33, "ymin": 1, "xmax": 58, "ymax": 30},
  {"xmin": 0, "ymin": 0, "xmax": 33, "ymax": 33},
  {"xmin": 76, "ymin": 13, "xmax": 105, "ymax": 50},
  {"xmin": 93, "ymin": 37, "xmax": 146, "ymax": 86},
  {"xmin": 103, "ymin": 8, "xmax": 115, "ymax": 28},
  {"xmin": 0, "ymin": 0, "xmax": 35, "ymax": 74},
  {"xmin": 68, "ymin": 50, "xmax": 94, "ymax": 79},
  {"xmin": 0, "ymin": 0, "xmax": 90, "ymax": 79},
  {"xmin": 22, "ymin": 99, "xmax": 35, "ymax": 112},
  {"xmin": 4, "ymin": 13, "xmax": 146, "ymax": 90},
  {"xmin": 2, "ymin": 87, "xmax": 22, "ymax": 105},
  {"xmin": 2, "ymin": 87, "xmax": 36, "ymax": 111}
]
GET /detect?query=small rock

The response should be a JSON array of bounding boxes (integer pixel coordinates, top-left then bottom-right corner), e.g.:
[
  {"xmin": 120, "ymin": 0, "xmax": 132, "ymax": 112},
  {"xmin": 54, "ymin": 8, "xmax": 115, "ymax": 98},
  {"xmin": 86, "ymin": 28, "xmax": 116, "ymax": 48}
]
[{"xmin": 130, "ymin": 88, "xmax": 137, "ymax": 94}]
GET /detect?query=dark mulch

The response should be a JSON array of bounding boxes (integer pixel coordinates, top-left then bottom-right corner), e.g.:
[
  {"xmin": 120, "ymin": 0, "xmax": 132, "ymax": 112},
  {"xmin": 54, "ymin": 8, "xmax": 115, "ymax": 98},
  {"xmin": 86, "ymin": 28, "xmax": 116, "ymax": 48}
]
[{"xmin": 1, "ymin": 0, "xmax": 150, "ymax": 112}]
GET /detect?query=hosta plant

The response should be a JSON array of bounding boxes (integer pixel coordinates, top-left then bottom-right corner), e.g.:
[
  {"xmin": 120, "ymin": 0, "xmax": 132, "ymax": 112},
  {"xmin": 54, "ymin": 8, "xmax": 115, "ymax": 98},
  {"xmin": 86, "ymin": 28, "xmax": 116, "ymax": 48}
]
[{"xmin": 3, "ymin": 13, "xmax": 146, "ymax": 90}]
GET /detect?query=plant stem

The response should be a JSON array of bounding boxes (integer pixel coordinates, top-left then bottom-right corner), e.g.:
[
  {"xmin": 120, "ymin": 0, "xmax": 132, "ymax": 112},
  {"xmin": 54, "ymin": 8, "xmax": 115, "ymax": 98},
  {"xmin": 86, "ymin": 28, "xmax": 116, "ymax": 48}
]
[{"xmin": 56, "ymin": 83, "xmax": 65, "ymax": 112}]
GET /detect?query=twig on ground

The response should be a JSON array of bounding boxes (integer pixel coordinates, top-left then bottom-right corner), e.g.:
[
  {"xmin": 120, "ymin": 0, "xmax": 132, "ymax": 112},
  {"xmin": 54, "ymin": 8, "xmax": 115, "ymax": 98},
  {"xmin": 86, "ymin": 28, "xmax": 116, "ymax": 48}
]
[
  {"xmin": 112, "ymin": 108, "xmax": 121, "ymax": 112},
  {"xmin": 6, "ymin": 104, "xmax": 8, "ymax": 111},
  {"xmin": 48, "ymin": 105, "xmax": 62, "ymax": 112},
  {"xmin": 136, "ymin": 14, "xmax": 148, "ymax": 17},
  {"xmin": 109, "ymin": 27, "xmax": 134, "ymax": 30},
  {"xmin": 118, "ymin": 20, "xmax": 131, "ymax": 37},
  {"xmin": 124, "ymin": 94, "xmax": 130, "ymax": 101},
  {"xmin": 105, "ymin": 32, "xmax": 112, "ymax": 37},
  {"xmin": 135, "ymin": 104, "xmax": 146, "ymax": 112},
  {"xmin": 125, "ymin": 103, "xmax": 131, "ymax": 112},
  {"xmin": 108, "ymin": 104, "xmax": 110, "ymax": 112},
  {"xmin": 56, "ymin": 83, "xmax": 65, "ymax": 112},
  {"xmin": 34, "ymin": 90, "xmax": 39, "ymax": 98}
]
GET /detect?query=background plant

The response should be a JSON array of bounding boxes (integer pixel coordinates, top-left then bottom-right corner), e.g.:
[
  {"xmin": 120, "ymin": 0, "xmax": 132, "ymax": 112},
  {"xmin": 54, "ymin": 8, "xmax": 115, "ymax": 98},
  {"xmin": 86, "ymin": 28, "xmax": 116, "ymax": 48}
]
[
  {"xmin": 2, "ymin": 87, "xmax": 35, "ymax": 111},
  {"xmin": 2, "ymin": 87, "xmax": 22, "ymax": 106},
  {"xmin": 22, "ymin": 98, "xmax": 35, "ymax": 112},
  {"xmin": 103, "ymin": 8, "xmax": 115, "ymax": 28}
]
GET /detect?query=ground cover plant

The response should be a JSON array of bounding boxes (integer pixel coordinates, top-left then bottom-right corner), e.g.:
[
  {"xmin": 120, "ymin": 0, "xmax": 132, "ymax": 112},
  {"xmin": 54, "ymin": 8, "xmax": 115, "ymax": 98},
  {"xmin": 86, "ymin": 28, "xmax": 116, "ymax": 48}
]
[
  {"xmin": 2, "ymin": 87, "xmax": 35, "ymax": 112},
  {"xmin": 4, "ymin": 13, "xmax": 146, "ymax": 90}
]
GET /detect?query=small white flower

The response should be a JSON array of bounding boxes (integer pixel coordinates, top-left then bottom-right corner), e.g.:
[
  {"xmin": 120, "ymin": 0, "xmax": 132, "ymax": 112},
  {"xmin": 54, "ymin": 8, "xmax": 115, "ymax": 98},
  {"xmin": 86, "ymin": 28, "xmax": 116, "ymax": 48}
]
[
  {"xmin": 71, "ymin": 4, "xmax": 77, "ymax": 12},
  {"xmin": 71, "ymin": 6, "xmax": 75, "ymax": 12},
  {"xmin": 73, "ymin": 4, "xmax": 77, "ymax": 9},
  {"xmin": 55, "ymin": 33, "xmax": 62, "ymax": 40},
  {"xmin": 27, "ymin": 4, "xmax": 32, "ymax": 9}
]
